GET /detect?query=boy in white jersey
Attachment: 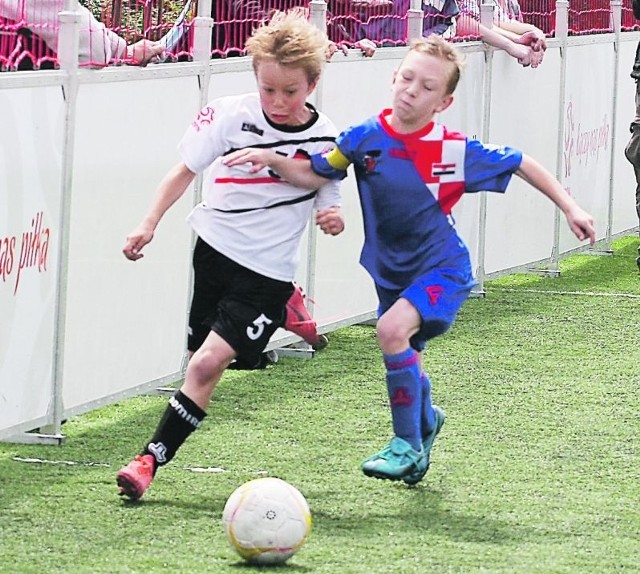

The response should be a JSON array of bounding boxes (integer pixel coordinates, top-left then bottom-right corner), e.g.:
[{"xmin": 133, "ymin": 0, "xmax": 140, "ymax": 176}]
[{"xmin": 116, "ymin": 9, "xmax": 344, "ymax": 501}]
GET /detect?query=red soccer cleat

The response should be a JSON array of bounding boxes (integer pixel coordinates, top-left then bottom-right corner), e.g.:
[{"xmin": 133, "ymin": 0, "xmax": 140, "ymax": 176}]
[
  {"xmin": 117, "ymin": 454, "xmax": 155, "ymax": 501},
  {"xmin": 285, "ymin": 284, "xmax": 328, "ymax": 350}
]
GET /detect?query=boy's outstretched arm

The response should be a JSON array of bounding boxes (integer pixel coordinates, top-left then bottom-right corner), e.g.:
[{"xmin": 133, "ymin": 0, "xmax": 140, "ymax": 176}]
[
  {"xmin": 223, "ymin": 148, "xmax": 330, "ymax": 190},
  {"xmin": 123, "ymin": 162, "xmax": 196, "ymax": 260},
  {"xmin": 516, "ymin": 154, "xmax": 596, "ymax": 245}
]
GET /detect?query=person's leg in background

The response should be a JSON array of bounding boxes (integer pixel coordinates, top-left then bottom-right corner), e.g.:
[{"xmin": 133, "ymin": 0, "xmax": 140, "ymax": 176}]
[{"xmin": 624, "ymin": 77, "xmax": 640, "ymax": 269}]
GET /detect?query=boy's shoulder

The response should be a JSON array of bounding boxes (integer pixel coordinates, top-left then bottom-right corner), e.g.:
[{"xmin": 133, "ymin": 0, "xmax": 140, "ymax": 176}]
[
  {"xmin": 314, "ymin": 109, "xmax": 340, "ymax": 137},
  {"xmin": 337, "ymin": 112, "xmax": 385, "ymax": 138},
  {"xmin": 196, "ymin": 92, "xmax": 261, "ymax": 127},
  {"xmin": 434, "ymin": 122, "xmax": 467, "ymax": 142}
]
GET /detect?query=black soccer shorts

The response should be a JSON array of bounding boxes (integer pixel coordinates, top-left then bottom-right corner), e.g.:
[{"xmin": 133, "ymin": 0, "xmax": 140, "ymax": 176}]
[{"xmin": 188, "ymin": 237, "xmax": 294, "ymax": 367}]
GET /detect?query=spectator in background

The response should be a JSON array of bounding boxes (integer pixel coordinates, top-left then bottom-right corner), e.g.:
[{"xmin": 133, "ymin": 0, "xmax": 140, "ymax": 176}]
[
  {"xmin": 489, "ymin": 0, "xmax": 546, "ymax": 55},
  {"xmin": 326, "ymin": 0, "xmax": 388, "ymax": 56},
  {"xmin": 624, "ymin": 0, "xmax": 640, "ymax": 261},
  {"xmin": 212, "ymin": 0, "xmax": 380, "ymax": 59},
  {"xmin": 456, "ymin": 0, "xmax": 546, "ymax": 68},
  {"xmin": 0, "ymin": 0, "xmax": 163, "ymax": 67},
  {"xmin": 361, "ymin": 0, "xmax": 459, "ymax": 46}
]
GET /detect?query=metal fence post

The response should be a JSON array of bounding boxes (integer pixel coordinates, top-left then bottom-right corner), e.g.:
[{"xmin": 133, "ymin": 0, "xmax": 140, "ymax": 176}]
[
  {"xmin": 309, "ymin": 0, "xmax": 328, "ymax": 35},
  {"xmin": 180, "ymin": 0, "xmax": 215, "ymax": 373},
  {"xmin": 40, "ymin": 0, "xmax": 82, "ymax": 443},
  {"xmin": 407, "ymin": 0, "xmax": 424, "ymax": 41},
  {"xmin": 603, "ymin": 0, "xmax": 623, "ymax": 253},
  {"xmin": 192, "ymin": 0, "xmax": 213, "ymax": 64},
  {"xmin": 547, "ymin": 0, "xmax": 569, "ymax": 274},
  {"xmin": 472, "ymin": 1, "xmax": 496, "ymax": 297},
  {"xmin": 302, "ymin": 0, "xmax": 328, "ymax": 322}
]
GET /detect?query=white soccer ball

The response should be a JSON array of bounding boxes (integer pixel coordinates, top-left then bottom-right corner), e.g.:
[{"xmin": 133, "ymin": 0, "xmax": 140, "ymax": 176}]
[{"xmin": 222, "ymin": 477, "xmax": 312, "ymax": 565}]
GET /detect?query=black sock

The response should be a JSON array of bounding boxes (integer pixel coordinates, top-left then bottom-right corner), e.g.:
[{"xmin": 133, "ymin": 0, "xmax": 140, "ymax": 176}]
[{"xmin": 142, "ymin": 390, "xmax": 207, "ymax": 471}]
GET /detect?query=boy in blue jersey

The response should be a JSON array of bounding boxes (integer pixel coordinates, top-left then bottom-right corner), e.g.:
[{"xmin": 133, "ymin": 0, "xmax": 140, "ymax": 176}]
[{"xmin": 223, "ymin": 35, "xmax": 596, "ymax": 485}]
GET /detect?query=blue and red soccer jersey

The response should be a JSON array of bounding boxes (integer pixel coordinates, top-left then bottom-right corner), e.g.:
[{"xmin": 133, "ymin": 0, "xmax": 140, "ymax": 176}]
[{"xmin": 310, "ymin": 108, "xmax": 523, "ymax": 291}]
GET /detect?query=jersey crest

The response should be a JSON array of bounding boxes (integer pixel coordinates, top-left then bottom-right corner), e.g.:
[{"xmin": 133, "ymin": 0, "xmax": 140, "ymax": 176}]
[
  {"xmin": 403, "ymin": 126, "xmax": 466, "ymax": 215},
  {"xmin": 192, "ymin": 106, "xmax": 215, "ymax": 132}
]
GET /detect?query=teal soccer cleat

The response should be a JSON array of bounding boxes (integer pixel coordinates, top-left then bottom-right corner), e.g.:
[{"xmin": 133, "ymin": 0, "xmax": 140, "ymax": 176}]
[
  {"xmin": 403, "ymin": 405, "xmax": 446, "ymax": 485},
  {"xmin": 361, "ymin": 436, "xmax": 427, "ymax": 483}
]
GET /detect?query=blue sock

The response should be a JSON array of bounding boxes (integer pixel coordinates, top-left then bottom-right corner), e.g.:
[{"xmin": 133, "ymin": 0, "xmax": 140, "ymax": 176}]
[
  {"xmin": 421, "ymin": 372, "xmax": 436, "ymax": 438},
  {"xmin": 384, "ymin": 348, "xmax": 422, "ymax": 452}
]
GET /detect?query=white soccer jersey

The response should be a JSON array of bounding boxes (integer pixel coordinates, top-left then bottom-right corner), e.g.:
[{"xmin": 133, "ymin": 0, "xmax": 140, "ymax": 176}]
[{"xmin": 179, "ymin": 92, "xmax": 341, "ymax": 282}]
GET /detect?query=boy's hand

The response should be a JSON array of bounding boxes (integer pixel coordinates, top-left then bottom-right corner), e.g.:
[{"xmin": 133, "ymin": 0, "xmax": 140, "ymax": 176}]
[
  {"xmin": 508, "ymin": 43, "xmax": 533, "ymax": 67},
  {"xmin": 126, "ymin": 39, "xmax": 165, "ymax": 66},
  {"xmin": 222, "ymin": 148, "xmax": 277, "ymax": 173},
  {"xmin": 512, "ymin": 32, "xmax": 545, "ymax": 68},
  {"xmin": 514, "ymin": 29, "xmax": 546, "ymax": 52},
  {"xmin": 327, "ymin": 41, "xmax": 349, "ymax": 60},
  {"xmin": 327, "ymin": 39, "xmax": 376, "ymax": 60},
  {"xmin": 354, "ymin": 39, "xmax": 376, "ymax": 58},
  {"xmin": 123, "ymin": 225, "xmax": 154, "ymax": 260},
  {"xmin": 520, "ymin": 29, "xmax": 547, "ymax": 53},
  {"xmin": 316, "ymin": 207, "xmax": 345, "ymax": 236},
  {"xmin": 565, "ymin": 206, "xmax": 596, "ymax": 245}
]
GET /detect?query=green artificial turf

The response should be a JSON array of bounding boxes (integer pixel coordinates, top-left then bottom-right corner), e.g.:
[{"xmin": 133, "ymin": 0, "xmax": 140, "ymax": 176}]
[{"xmin": 1, "ymin": 235, "xmax": 638, "ymax": 573}]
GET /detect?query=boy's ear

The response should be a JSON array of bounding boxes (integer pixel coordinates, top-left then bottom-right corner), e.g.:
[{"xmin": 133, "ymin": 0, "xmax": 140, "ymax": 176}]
[
  {"xmin": 436, "ymin": 94, "xmax": 454, "ymax": 113},
  {"xmin": 308, "ymin": 78, "xmax": 319, "ymax": 94}
]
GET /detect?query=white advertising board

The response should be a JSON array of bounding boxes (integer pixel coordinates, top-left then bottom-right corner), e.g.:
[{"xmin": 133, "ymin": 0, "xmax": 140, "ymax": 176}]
[{"xmin": 0, "ymin": 87, "xmax": 64, "ymax": 437}]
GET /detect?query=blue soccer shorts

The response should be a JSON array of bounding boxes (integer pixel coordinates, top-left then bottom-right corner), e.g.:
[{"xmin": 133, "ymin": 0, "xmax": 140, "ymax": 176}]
[{"xmin": 375, "ymin": 266, "xmax": 477, "ymax": 352}]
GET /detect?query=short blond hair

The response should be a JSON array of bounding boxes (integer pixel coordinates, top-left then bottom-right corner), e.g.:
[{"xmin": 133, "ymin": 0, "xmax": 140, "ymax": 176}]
[
  {"xmin": 245, "ymin": 9, "xmax": 329, "ymax": 85},
  {"xmin": 407, "ymin": 35, "xmax": 465, "ymax": 95}
]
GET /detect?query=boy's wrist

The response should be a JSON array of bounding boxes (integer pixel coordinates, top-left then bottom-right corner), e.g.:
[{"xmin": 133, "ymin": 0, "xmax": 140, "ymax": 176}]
[{"xmin": 141, "ymin": 215, "xmax": 159, "ymax": 230}]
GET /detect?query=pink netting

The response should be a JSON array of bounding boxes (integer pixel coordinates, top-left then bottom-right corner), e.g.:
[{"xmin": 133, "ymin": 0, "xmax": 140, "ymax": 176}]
[
  {"xmin": 0, "ymin": 11, "xmax": 56, "ymax": 71},
  {"xmin": 0, "ymin": 0, "xmax": 636, "ymax": 71},
  {"xmin": 520, "ymin": 0, "xmax": 636, "ymax": 35},
  {"xmin": 567, "ymin": 0, "xmax": 612, "ymax": 35}
]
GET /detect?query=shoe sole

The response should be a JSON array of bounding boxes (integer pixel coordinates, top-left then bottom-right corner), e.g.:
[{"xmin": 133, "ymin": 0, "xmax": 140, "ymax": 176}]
[
  {"xmin": 362, "ymin": 449, "xmax": 426, "ymax": 483},
  {"xmin": 362, "ymin": 466, "xmax": 419, "ymax": 482},
  {"xmin": 116, "ymin": 473, "xmax": 144, "ymax": 501},
  {"xmin": 313, "ymin": 334, "xmax": 329, "ymax": 351},
  {"xmin": 402, "ymin": 465, "xmax": 429, "ymax": 486}
]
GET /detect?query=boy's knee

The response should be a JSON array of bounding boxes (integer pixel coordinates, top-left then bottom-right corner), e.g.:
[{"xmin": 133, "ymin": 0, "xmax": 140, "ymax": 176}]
[
  {"xmin": 376, "ymin": 316, "xmax": 409, "ymax": 351},
  {"xmin": 187, "ymin": 347, "xmax": 229, "ymax": 384}
]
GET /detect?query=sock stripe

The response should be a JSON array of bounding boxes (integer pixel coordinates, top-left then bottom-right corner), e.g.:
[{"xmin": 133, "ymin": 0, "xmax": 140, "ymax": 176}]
[{"xmin": 384, "ymin": 349, "xmax": 419, "ymax": 371}]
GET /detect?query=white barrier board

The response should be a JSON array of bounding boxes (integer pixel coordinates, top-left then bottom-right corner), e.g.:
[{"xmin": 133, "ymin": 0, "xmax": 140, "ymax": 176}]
[
  {"xmin": 561, "ymin": 43, "xmax": 615, "ymax": 252},
  {"xmin": 61, "ymin": 78, "xmax": 198, "ymax": 412},
  {"xmin": 0, "ymin": 87, "xmax": 64, "ymax": 436}
]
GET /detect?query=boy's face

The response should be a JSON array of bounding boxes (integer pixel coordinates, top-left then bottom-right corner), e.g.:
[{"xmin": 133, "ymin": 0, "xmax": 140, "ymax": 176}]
[
  {"xmin": 255, "ymin": 60, "xmax": 318, "ymax": 126},
  {"xmin": 390, "ymin": 50, "xmax": 454, "ymax": 133}
]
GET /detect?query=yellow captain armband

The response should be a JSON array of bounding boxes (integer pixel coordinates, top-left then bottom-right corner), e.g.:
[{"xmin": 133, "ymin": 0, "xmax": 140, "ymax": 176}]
[{"xmin": 325, "ymin": 147, "xmax": 350, "ymax": 171}]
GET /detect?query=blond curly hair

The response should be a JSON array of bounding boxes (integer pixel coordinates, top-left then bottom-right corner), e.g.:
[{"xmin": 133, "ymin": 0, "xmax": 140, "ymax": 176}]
[{"xmin": 245, "ymin": 8, "xmax": 329, "ymax": 85}]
